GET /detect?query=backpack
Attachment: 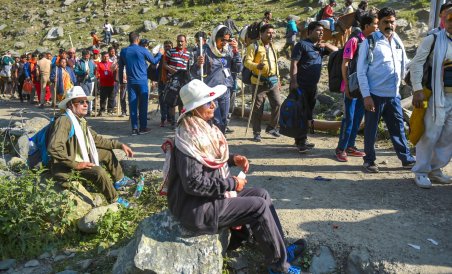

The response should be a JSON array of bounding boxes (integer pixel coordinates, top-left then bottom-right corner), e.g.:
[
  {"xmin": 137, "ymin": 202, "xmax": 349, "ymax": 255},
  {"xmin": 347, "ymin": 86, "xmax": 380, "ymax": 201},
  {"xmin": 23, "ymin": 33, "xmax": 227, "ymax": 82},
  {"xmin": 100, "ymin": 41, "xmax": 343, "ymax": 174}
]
[
  {"xmin": 246, "ymin": 22, "xmax": 261, "ymax": 41},
  {"xmin": 315, "ymin": 7, "xmax": 325, "ymax": 21},
  {"xmin": 327, "ymin": 48, "xmax": 344, "ymax": 93},
  {"xmin": 147, "ymin": 62, "xmax": 159, "ymax": 82},
  {"xmin": 241, "ymin": 42, "xmax": 259, "ymax": 85},
  {"xmin": 163, "ymin": 70, "xmax": 190, "ymax": 107},
  {"xmin": 279, "ymin": 88, "xmax": 308, "ymax": 138},
  {"xmin": 27, "ymin": 115, "xmax": 75, "ymax": 168},
  {"xmin": 345, "ymin": 34, "xmax": 364, "ymax": 98}
]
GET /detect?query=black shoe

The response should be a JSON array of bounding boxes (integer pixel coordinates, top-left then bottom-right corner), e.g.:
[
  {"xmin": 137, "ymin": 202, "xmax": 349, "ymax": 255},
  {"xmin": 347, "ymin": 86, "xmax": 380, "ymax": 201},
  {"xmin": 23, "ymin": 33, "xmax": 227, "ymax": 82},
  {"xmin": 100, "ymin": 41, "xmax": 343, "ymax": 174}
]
[
  {"xmin": 225, "ymin": 127, "xmax": 235, "ymax": 133},
  {"xmin": 265, "ymin": 128, "xmax": 281, "ymax": 137},
  {"xmin": 139, "ymin": 128, "xmax": 151, "ymax": 134},
  {"xmin": 298, "ymin": 144, "xmax": 311, "ymax": 153},
  {"xmin": 131, "ymin": 129, "xmax": 139, "ymax": 136},
  {"xmin": 402, "ymin": 161, "xmax": 416, "ymax": 169},
  {"xmin": 305, "ymin": 141, "xmax": 315, "ymax": 148},
  {"xmin": 253, "ymin": 134, "xmax": 262, "ymax": 142},
  {"xmin": 363, "ymin": 162, "xmax": 379, "ymax": 173}
]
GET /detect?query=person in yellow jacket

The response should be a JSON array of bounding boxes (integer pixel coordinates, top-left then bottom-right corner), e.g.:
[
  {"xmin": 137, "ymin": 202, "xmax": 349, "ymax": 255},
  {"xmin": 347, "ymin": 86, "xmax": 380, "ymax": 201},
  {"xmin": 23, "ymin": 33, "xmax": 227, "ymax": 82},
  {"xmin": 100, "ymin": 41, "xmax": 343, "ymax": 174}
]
[
  {"xmin": 244, "ymin": 24, "xmax": 281, "ymax": 142},
  {"xmin": 410, "ymin": 8, "xmax": 452, "ymax": 189}
]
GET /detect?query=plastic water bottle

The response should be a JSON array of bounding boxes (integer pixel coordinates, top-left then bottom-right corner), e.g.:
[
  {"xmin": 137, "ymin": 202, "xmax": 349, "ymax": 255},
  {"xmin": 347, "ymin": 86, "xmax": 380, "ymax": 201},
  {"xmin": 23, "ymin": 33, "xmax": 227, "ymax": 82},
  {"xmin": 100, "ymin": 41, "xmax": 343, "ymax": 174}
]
[
  {"xmin": 116, "ymin": 197, "xmax": 130, "ymax": 208},
  {"xmin": 28, "ymin": 138, "xmax": 38, "ymax": 155},
  {"xmin": 133, "ymin": 176, "xmax": 145, "ymax": 198}
]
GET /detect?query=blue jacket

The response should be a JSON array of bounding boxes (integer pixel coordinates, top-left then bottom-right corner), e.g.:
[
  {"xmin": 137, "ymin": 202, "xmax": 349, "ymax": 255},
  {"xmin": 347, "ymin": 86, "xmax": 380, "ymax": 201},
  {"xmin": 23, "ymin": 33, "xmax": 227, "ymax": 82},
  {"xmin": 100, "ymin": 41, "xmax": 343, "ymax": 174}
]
[
  {"xmin": 119, "ymin": 44, "xmax": 162, "ymax": 85},
  {"xmin": 74, "ymin": 58, "xmax": 96, "ymax": 83},
  {"xmin": 50, "ymin": 66, "xmax": 77, "ymax": 95},
  {"xmin": 191, "ymin": 46, "xmax": 242, "ymax": 89}
]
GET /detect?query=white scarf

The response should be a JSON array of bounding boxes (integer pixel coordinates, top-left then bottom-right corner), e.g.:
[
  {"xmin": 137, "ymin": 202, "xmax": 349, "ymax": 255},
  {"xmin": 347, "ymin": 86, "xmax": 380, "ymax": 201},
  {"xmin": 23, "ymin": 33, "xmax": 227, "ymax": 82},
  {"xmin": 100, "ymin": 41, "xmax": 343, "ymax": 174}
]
[
  {"xmin": 66, "ymin": 109, "xmax": 99, "ymax": 166},
  {"xmin": 431, "ymin": 29, "xmax": 449, "ymax": 126},
  {"xmin": 208, "ymin": 24, "xmax": 231, "ymax": 58}
]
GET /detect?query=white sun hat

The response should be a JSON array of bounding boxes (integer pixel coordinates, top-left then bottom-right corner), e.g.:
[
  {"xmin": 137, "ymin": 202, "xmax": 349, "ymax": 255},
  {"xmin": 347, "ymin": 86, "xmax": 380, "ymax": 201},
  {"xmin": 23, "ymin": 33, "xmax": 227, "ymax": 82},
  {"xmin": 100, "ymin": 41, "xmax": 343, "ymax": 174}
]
[
  {"xmin": 177, "ymin": 79, "xmax": 227, "ymax": 122},
  {"xmin": 58, "ymin": 86, "xmax": 95, "ymax": 110}
]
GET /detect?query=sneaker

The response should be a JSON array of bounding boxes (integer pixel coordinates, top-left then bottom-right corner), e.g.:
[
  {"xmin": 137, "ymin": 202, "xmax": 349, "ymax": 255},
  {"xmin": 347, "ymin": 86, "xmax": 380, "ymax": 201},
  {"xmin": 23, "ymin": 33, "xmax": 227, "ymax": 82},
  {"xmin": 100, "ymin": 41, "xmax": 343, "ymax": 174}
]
[
  {"xmin": 268, "ymin": 265, "xmax": 301, "ymax": 274},
  {"xmin": 225, "ymin": 127, "xmax": 235, "ymax": 133},
  {"xmin": 298, "ymin": 144, "xmax": 311, "ymax": 154},
  {"xmin": 114, "ymin": 176, "xmax": 136, "ymax": 191},
  {"xmin": 253, "ymin": 134, "xmax": 262, "ymax": 142},
  {"xmin": 116, "ymin": 197, "xmax": 130, "ymax": 208},
  {"xmin": 429, "ymin": 173, "xmax": 452, "ymax": 184},
  {"xmin": 345, "ymin": 146, "xmax": 366, "ymax": 157},
  {"xmin": 139, "ymin": 128, "xmax": 152, "ymax": 134},
  {"xmin": 131, "ymin": 129, "xmax": 139, "ymax": 136},
  {"xmin": 414, "ymin": 175, "xmax": 432, "ymax": 189},
  {"xmin": 335, "ymin": 148, "xmax": 348, "ymax": 162},
  {"xmin": 363, "ymin": 162, "xmax": 379, "ymax": 173},
  {"xmin": 266, "ymin": 128, "xmax": 281, "ymax": 137},
  {"xmin": 402, "ymin": 161, "xmax": 416, "ymax": 169}
]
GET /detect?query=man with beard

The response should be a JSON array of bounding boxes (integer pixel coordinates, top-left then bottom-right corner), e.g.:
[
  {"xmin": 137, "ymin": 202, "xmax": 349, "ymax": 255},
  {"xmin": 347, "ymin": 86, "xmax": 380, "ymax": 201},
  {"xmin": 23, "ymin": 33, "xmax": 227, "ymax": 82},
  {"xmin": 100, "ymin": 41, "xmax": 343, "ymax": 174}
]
[
  {"xmin": 357, "ymin": 7, "xmax": 416, "ymax": 173},
  {"xmin": 290, "ymin": 22, "xmax": 338, "ymax": 152}
]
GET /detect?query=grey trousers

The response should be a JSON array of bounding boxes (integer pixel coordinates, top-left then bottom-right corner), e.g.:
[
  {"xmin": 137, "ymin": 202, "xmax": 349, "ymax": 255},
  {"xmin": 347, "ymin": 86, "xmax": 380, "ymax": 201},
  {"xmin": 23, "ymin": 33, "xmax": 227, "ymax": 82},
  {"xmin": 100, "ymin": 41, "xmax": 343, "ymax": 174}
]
[
  {"xmin": 251, "ymin": 84, "xmax": 281, "ymax": 134},
  {"xmin": 217, "ymin": 187, "xmax": 290, "ymax": 272}
]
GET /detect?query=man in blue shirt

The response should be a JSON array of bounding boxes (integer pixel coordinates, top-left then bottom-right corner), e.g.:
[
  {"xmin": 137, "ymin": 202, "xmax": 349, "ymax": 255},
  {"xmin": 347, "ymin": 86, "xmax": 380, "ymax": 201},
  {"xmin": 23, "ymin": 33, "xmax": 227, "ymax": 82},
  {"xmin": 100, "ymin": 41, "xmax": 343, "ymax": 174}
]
[
  {"xmin": 119, "ymin": 32, "xmax": 163, "ymax": 135},
  {"xmin": 290, "ymin": 21, "xmax": 337, "ymax": 153},
  {"xmin": 356, "ymin": 7, "xmax": 416, "ymax": 173}
]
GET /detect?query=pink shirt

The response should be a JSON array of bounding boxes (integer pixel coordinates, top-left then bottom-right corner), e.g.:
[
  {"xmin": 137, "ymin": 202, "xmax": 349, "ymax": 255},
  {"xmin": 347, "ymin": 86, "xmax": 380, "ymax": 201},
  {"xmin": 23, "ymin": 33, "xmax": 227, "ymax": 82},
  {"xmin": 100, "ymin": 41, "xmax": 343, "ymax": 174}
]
[{"xmin": 340, "ymin": 32, "xmax": 365, "ymax": 92}]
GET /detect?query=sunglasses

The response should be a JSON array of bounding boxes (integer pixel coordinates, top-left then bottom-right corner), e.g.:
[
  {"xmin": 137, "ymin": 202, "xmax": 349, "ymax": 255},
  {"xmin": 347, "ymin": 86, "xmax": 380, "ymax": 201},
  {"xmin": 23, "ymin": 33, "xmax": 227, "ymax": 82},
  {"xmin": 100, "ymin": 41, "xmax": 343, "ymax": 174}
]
[{"xmin": 73, "ymin": 99, "xmax": 89, "ymax": 105}]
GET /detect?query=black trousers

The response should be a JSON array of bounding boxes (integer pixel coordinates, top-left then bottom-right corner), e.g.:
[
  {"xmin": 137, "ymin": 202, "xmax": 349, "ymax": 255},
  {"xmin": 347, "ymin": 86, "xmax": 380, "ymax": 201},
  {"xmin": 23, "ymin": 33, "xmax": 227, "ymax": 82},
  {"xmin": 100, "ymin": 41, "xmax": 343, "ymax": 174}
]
[
  {"xmin": 100, "ymin": 85, "xmax": 115, "ymax": 112},
  {"xmin": 217, "ymin": 187, "xmax": 290, "ymax": 273},
  {"xmin": 294, "ymin": 85, "xmax": 317, "ymax": 145}
]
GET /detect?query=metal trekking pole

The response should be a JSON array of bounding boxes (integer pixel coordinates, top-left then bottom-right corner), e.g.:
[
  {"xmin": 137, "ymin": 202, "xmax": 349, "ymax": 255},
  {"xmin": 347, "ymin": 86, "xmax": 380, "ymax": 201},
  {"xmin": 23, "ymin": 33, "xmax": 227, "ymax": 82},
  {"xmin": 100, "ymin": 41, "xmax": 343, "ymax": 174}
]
[
  {"xmin": 199, "ymin": 36, "xmax": 203, "ymax": 82},
  {"xmin": 245, "ymin": 69, "xmax": 262, "ymax": 136}
]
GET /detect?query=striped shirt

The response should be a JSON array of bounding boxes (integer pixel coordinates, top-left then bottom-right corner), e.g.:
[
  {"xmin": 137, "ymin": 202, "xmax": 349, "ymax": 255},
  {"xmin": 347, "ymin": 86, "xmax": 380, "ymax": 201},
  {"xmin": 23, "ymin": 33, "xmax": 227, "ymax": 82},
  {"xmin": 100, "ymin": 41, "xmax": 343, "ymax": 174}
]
[{"xmin": 166, "ymin": 47, "xmax": 191, "ymax": 76}]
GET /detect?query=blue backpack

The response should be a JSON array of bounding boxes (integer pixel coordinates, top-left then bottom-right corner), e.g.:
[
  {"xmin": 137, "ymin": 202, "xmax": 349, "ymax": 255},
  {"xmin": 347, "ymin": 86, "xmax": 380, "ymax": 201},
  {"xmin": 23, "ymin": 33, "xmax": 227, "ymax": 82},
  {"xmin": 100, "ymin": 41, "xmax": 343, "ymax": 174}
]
[
  {"xmin": 279, "ymin": 88, "xmax": 308, "ymax": 138},
  {"xmin": 27, "ymin": 114, "xmax": 75, "ymax": 168}
]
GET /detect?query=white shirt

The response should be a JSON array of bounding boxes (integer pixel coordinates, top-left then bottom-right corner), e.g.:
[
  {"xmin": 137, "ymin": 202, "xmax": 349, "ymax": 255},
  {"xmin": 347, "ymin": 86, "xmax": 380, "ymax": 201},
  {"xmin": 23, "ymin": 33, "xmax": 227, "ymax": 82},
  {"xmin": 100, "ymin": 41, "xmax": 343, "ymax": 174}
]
[{"xmin": 104, "ymin": 23, "xmax": 113, "ymax": 32}]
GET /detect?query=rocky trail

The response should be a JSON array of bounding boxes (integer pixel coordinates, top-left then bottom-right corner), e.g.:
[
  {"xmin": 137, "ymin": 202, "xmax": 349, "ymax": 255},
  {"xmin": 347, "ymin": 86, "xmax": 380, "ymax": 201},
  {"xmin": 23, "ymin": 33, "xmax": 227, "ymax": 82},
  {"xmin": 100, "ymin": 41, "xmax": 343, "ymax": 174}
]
[{"xmin": 1, "ymin": 97, "xmax": 451, "ymax": 273}]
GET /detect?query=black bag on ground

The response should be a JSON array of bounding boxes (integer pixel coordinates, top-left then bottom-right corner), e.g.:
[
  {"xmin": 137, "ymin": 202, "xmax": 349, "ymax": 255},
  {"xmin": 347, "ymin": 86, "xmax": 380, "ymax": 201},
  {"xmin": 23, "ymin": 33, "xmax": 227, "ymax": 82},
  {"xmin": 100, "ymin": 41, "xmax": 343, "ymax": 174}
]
[
  {"xmin": 327, "ymin": 48, "xmax": 344, "ymax": 93},
  {"xmin": 279, "ymin": 88, "xmax": 308, "ymax": 138},
  {"xmin": 163, "ymin": 70, "xmax": 190, "ymax": 107}
]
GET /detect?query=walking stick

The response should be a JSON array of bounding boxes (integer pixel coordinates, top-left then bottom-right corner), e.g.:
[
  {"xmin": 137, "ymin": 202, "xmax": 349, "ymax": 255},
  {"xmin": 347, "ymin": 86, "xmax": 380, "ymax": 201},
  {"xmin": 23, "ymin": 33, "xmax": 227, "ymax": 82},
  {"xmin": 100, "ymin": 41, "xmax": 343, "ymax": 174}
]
[
  {"xmin": 116, "ymin": 83, "xmax": 121, "ymax": 116},
  {"xmin": 69, "ymin": 34, "xmax": 74, "ymax": 49},
  {"xmin": 245, "ymin": 70, "xmax": 262, "ymax": 136},
  {"xmin": 241, "ymin": 78, "xmax": 245, "ymax": 118},
  {"xmin": 199, "ymin": 36, "xmax": 203, "ymax": 82}
]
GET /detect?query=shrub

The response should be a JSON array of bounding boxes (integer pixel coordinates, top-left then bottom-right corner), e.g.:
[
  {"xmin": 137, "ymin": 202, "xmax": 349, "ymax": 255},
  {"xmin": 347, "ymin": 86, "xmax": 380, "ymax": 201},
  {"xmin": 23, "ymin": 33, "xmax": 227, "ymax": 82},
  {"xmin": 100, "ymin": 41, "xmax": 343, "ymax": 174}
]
[{"xmin": 0, "ymin": 169, "xmax": 76, "ymax": 259}]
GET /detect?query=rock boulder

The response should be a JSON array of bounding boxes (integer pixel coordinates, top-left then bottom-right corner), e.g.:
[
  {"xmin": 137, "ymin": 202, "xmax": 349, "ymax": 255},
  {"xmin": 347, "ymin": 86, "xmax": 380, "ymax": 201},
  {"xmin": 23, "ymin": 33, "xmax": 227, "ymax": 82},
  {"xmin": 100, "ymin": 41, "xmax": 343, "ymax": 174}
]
[{"xmin": 112, "ymin": 210, "xmax": 225, "ymax": 274}]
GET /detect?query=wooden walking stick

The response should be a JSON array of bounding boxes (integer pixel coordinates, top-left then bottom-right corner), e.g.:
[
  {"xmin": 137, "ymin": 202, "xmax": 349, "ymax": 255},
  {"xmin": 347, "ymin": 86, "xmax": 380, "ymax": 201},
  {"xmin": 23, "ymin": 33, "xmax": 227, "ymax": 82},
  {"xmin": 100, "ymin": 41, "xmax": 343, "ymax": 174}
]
[
  {"xmin": 241, "ymin": 78, "xmax": 245, "ymax": 118},
  {"xmin": 116, "ymin": 84, "xmax": 121, "ymax": 116},
  {"xmin": 199, "ymin": 36, "xmax": 203, "ymax": 82},
  {"xmin": 245, "ymin": 69, "xmax": 262, "ymax": 136}
]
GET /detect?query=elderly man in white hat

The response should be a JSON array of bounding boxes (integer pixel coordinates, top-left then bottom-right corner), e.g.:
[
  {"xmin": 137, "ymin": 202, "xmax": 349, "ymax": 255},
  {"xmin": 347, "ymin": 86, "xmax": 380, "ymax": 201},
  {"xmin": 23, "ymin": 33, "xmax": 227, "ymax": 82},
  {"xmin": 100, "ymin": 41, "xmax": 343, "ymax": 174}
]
[
  {"xmin": 166, "ymin": 79, "xmax": 302, "ymax": 274},
  {"xmin": 47, "ymin": 86, "xmax": 135, "ymax": 207}
]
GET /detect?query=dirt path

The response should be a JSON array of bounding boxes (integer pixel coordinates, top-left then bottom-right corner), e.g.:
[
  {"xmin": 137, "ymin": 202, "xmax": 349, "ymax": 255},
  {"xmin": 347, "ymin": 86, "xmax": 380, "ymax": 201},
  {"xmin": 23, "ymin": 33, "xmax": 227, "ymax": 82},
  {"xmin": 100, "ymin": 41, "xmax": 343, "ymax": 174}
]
[{"xmin": 1, "ymin": 95, "xmax": 451, "ymax": 273}]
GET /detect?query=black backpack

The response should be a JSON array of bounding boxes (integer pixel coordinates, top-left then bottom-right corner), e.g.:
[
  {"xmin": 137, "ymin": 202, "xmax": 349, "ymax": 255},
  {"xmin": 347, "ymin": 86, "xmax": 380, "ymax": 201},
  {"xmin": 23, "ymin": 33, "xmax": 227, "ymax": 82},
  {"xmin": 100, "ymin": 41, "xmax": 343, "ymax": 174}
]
[
  {"xmin": 246, "ymin": 22, "xmax": 261, "ymax": 40},
  {"xmin": 147, "ymin": 63, "xmax": 159, "ymax": 82},
  {"xmin": 163, "ymin": 70, "xmax": 190, "ymax": 107},
  {"xmin": 241, "ymin": 42, "xmax": 258, "ymax": 85},
  {"xmin": 279, "ymin": 88, "xmax": 308, "ymax": 138},
  {"xmin": 315, "ymin": 7, "xmax": 325, "ymax": 21},
  {"xmin": 327, "ymin": 48, "xmax": 344, "ymax": 93}
]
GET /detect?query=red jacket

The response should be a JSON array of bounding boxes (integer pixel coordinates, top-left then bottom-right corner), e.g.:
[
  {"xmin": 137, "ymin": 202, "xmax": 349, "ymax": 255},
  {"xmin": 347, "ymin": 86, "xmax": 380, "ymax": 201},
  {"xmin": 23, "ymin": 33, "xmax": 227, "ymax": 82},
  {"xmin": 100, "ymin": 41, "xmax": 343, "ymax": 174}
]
[
  {"xmin": 322, "ymin": 4, "xmax": 334, "ymax": 20},
  {"xmin": 97, "ymin": 61, "xmax": 115, "ymax": 87}
]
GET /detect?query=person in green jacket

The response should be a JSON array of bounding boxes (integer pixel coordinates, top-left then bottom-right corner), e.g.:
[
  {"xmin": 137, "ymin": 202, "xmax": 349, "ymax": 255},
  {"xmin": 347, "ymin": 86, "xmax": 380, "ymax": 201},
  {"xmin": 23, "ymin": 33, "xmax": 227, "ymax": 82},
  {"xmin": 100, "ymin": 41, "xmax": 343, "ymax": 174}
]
[{"xmin": 47, "ymin": 86, "xmax": 135, "ymax": 207}]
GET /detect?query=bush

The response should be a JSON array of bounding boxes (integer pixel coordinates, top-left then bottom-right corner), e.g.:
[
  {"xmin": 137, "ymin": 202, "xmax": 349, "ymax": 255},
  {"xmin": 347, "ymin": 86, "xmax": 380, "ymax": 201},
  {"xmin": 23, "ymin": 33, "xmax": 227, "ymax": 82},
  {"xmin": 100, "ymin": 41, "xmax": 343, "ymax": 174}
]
[{"xmin": 0, "ymin": 169, "xmax": 76, "ymax": 259}]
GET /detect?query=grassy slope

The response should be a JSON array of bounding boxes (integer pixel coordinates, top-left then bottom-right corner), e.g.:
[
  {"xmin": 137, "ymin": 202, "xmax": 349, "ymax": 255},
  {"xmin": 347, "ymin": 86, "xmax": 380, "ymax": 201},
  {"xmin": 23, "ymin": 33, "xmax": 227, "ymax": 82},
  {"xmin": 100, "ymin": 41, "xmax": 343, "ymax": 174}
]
[{"xmin": 0, "ymin": 0, "xmax": 430, "ymax": 53}]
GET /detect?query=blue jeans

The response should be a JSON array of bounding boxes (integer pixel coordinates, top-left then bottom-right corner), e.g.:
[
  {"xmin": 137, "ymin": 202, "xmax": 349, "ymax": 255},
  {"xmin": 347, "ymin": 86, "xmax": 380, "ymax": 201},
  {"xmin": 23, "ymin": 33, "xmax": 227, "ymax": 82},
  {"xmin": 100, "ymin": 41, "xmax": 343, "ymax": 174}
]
[
  {"xmin": 363, "ymin": 94, "xmax": 415, "ymax": 165},
  {"xmin": 127, "ymin": 83, "xmax": 149, "ymax": 130},
  {"xmin": 337, "ymin": 95, "xmax": 364, "ymax": 150},
  {"xmin": 104, "ymin": 31, "xmax": 111, "ymax": 44},
  {"xmin": 326, "ymin": 18, "xmax": 335, "ymax": 31},
  {"xmin": 214, "ymin": 89, "xmax": 230, "ymax": 133}
]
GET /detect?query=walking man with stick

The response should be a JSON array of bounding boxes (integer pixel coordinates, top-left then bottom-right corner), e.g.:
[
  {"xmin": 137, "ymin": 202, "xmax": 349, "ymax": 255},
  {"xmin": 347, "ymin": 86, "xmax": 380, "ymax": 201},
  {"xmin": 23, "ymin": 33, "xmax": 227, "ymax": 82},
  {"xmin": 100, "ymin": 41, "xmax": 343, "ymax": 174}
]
[{"xmin": 243, "ymin": 24, "xmax": 281, "ymax": 142}]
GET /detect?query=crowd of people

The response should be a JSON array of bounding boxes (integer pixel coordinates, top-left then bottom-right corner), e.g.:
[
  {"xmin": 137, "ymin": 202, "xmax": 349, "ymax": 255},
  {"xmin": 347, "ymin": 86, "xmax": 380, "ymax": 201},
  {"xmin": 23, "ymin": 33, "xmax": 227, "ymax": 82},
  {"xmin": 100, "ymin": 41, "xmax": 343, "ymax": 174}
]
[{"xmin": 1, "ymin": 1, "xmax": 452, "ymax": 273}]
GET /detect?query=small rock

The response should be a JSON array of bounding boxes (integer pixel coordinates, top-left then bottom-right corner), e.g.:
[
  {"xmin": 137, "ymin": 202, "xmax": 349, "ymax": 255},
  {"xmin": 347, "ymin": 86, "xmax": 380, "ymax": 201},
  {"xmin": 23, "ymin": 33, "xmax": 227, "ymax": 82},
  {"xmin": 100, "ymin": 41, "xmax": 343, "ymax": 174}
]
[
  {"xmin": 140, "ymin": 7, "xmax": 150, "ymax": 14},
  {"xmin": 0, "ymin": 24, "xmax": 7, "ymax": 31},
  {"xmin": 14, "ymin": 42, "xmax": 25, "ymax": 49},
  {"xmin": 24, "ymin": 259, "xmax": 40, "ymax": 268},
  {"xmin": 39, "ymin": 252, "xmax": 51, "ymax": 260},
  {"xmin": 77, "ymin": 259, "xmax": 93, "ymax": 271},
  {"xmin": 158, "ymin": 17, "xmax": 169, "ymax": 25},
  {"xmin": 143, "ymin": 20, "xmax": 158, "ymax": 32},
  {"xmin": 46, "ymin": 9, "xmax": 54, "ymax": 16},
  {"xmin": 346, "ymin": 247, "xmax": 374, "ymax": 274},
  {"xmin": 76, "ymin": 18, "xmax": 87, "ymax": 24},
  {"xmin": 77, "ymin": 203, "xmax": 120, "ymax": 233},
  {"xmin": 309, "ymin": 246, "xmax": 337, "ymax": 274},
  {"xmin": 53, "ymin": 255, "xmax": 67, "ymax": 262},
  {"xmin": 379, "ymin": 160, "xmax": 388, "ymax": 165},
  {"xmin": 0, "ymin": 259, "xmax": 16, "ymax": 270},
  {"xmin": 63, "ymin": 0, "xmax": 75, "ymax": 5}
]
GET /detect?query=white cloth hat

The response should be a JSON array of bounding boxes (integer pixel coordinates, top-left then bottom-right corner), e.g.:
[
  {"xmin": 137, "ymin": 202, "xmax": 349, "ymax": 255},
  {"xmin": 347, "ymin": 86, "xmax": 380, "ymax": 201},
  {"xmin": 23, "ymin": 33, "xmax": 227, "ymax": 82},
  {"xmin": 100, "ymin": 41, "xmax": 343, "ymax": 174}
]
[
  {"xmin": 58, "ymin": 86, "xmax": 95, "ymax": 110},
  {"xmin": 177, "ymin": 79, "xmax": 227, "ymax": 122}
]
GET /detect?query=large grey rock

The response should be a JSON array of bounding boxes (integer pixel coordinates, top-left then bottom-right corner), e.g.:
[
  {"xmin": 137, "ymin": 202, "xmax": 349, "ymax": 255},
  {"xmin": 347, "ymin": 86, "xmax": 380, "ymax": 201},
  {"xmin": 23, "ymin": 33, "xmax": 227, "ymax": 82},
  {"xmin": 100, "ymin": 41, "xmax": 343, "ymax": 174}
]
[
  {"xmin": 396, "ymin": 18, "xmax": 409, "ymax": 28},
  {"xmin": 309, "ymin": 246, "xmax": 337, "ymax": 274},
  {"xmin": 58, "ymin": 182, "xmax": 96, "ymax": 222},
  {"xmin": 143, "ymin": 20, "xmax": 158, "ymax": 32},
  {"xmin": 45, "ymin": 26, "xmax": 64, "ymax": 40},
  {"xmin": 112, "ymin": 210, "xmax": 225, "ymax": 274},
  {"xmin": 23, "ymin": 117, "xmax": 49, "ymax": 133},
  {"xmin": 117, "ymin": 25, "xmax": 131, "ymax": 34},
  {"xmin": 0, "ymin": 259, "xmax": 16, "ymax": 270},
  {"xmin": 14, "ymin": 42, "xmax": 25, "ymax": 49},
  {"xmin": 346, "ymin": 247, "xmax": 374, "ymax": 274},
  {"xmin": 158, "ymin": 16, "xmax": 169, "ymax": 25},
  {"xmin": 17, "ymin": 134, "xmax": 29, "ymax": 159},
  {"xmin": 24, "ymin": 259, "xmax": 40, "ymax": 268},
  {"xmin": 7, "ymin": 156, "xmax": 26, "ymax": 170},
  {"xmin": 63, "ymin": 0, "xmax": 75, "ymax": 5},
  {"xmin": 76, "ymin": 17, "xmax": 87, "ymax": 24},
  {"xmin": 77, "ymin": 203, "xmax": 120, "ymax": 233}
]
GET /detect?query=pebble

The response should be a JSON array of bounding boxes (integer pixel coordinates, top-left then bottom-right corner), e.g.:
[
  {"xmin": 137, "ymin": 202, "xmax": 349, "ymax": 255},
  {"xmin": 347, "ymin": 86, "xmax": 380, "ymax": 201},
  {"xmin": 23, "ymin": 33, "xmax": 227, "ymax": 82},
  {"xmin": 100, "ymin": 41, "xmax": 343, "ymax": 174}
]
[{"xmin": 24, "ymin": 259, "xmax": 40, "ymax": 268}]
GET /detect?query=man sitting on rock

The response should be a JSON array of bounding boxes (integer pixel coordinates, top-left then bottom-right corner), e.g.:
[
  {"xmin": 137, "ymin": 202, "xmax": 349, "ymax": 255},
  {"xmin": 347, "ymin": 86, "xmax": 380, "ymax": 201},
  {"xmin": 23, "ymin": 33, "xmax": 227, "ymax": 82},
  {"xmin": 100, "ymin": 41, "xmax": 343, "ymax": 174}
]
[{"xmin": 47, "ymin": 86, "xmax": 135, "ymax": 207}]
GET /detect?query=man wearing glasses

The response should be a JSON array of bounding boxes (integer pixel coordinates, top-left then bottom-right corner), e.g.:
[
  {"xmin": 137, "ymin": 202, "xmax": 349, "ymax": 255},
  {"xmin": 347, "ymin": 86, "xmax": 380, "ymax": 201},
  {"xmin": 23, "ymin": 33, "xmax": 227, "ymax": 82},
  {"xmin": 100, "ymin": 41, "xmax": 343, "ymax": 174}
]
[
  {"xmin": 47, "ymin": 86, "xmax": 135, "ymax": 208},
  {"xmin": 357, "ymin": 7, "xmax": 416, "ymax": 173}
]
